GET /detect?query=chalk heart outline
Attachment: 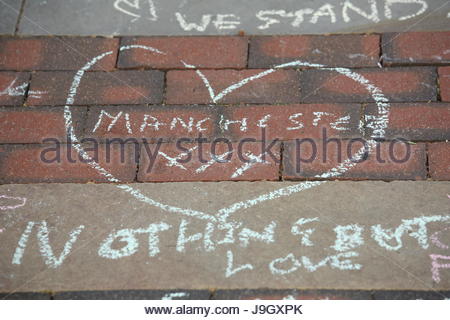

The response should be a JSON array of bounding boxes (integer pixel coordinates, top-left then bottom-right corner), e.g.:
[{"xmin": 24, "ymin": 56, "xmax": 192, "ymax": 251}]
[
  {"xmin": 0, "ymin": 195, "xmax": 27, "ymax": 211},
  {"xmin": 64, "ymin": 45, "xmax": 390, "ymax": 226}
]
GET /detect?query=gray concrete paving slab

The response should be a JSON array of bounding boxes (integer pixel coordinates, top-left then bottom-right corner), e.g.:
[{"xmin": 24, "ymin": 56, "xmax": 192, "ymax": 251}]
[
  {"xmin": 17, "ymin": 0, "xmax": 450, "ymax": 36},
  {"xmin": 0, "ymin": 0, "xmax": 21, "ymax": 35},
  {"xmin": 0, "ymin": 181, "xmax": 449, "ymax": 293}
]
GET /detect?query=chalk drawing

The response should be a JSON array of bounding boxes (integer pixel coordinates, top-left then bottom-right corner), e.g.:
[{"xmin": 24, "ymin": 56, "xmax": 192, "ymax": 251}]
[
  {"xmin": 61, "ymin": 44, "xmax": 392, "ymax": 278},
  {"xmin": 291, "ymin": 217, "xmax": 319, "ymax": 247},
  {"xmin": 430, "ymin": 254, "xmax": 450, "ymax": 283},
  {"xmin": 384, "ymin": 0, "xmax": 428, "ymax": 21},
  {"xmin": 196, "ymin": 151, "xmax": 232, "ymax": 174},
  {"xmin": 225, "ymin": 250, "xmax": 254, "ymax": 278},
  {"xmin": 213, "ymin": 14, "xmax": 240, "ymax": 30},
  {"xmin": 176, "ymin": 219, "xmax": 203, "ymax": 253},
  {"xmin": 37, "ymin": 221, "xmax": 85, "ymax": 269},
  {"xmin": 114, "ymin": 0, "xmax": 158, "ymax": 22},
  {"xmin": 98, "ymin": 223, "xmax": 171, "ymax": 259},
  {"xmin": 162, "ymin": 292, "xmax": 189, "ymax": 300},
  {"xmin": 175, "ymin": 13, "xmax": 212, "ymax": 32},
  {"xmin": 230, "ymin": 152, "xmax": 271, "ymax": 179},
  {"xmin": 286, "ymin": 113, "xmax": 304, "ymax": 131},
  {"xmin": 331, "ymin": 224, "xmax": 364, "ymax": 252},
  {"xmin": 0, "ymin": 195, "xmax": 27, "ymax": 211},
  {"xmin": 238, "ymin": 221, "xmax": 277, "ymax": 247},
  {"xmin": 11, "ymin": 221, "xmax": 84, "ymax": 268},
  {"xmin": 0, "ymin": 79, "xmax": 27, "ymax": 97},
  {"xmin": 310, "ymin": 4, "xmax": 337, "ymax": 24},
  {"xmin": 256, "ymin": 10, "xmax": 294, "ymax": 30},
  {"xmin": 371, "ymin": 215, "xmax": 450, "ymax": 251},
  {"xmin": 12, "ymin": 221, "xmax": 35, "ymax": 265},
  {"xmin": 269, "ymin": 253, "xmax": 302, "ymax": 275},
  {"xmin": 342, "ymin": 0, "xmax": 380, "ymax": 23},
  {"xmin": 431, "ymin": 227, "xmax": 450, "ymax": 250}
]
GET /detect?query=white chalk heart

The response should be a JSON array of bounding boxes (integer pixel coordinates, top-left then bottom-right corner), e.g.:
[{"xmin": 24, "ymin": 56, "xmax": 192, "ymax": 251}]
[{"xmin": 64, "ymin": 45, "xmax": 390, "ymax": 226}]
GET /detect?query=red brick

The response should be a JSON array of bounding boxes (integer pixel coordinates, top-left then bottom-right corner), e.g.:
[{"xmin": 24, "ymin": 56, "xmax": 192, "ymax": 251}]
[
  {"xmin": 166, "ymin": 69, "xmax": 300, "ymax": 104},
  {"xmin": 118, "ymin": 36, "xmax": 248, "ymax": 69},
  {"xmin": 300, "ymin": 67, "xmax": 436, "ymax": 103},
  {"xmin": 0, "ymin": 107, "xmax": 86, "ymax": 143},
  {"xmin": 249, "ymin": 34, "xmax": 380, "ymax": 68},
  {"xmin": 226, "ymin": 104, "xmax": 362, "ymax": 141},
  {"xmin": 138, "ymin": 141, "xmax": 280, "ymax": 182},
  {"xmin": 0, "ymin": 37, "xmax": 119, "ymax": 71},
  {"xmin": 85, "ymin": 105, "xmax": 218, "ymax": 142},
  {"xmin": 439, "ymin": 67, "xmax": 450, "ymax": 102},
  {"xmin": 382, "ymin": 32, "xmax": 450, "ymax": 66},
  {"xmin": 428, "ymin": 142, "xmax": 450, "ymax": 181},
  {"xmin": 0, "ymin": 72, "xmax": 29, "ymax": 106},
  {"xmin": 365, "ymin": 103, "xmax": 450, "ymax": 141},
  {"xmin": 282, "ymin": 140, "xmax": 426, "ymax": 180},
  {"xmin": 27, "ymin": 71, "xmax": 164, "ymax": 106},
  {"xmin": 0, "ymin": 144, "xmax": 137, "ymax": 183}
]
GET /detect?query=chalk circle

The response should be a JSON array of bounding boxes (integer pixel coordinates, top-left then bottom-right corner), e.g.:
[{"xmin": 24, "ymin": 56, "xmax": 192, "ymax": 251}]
[{"xmin": 64, "ymin": 45, "xmax": 390, "ymax": 226}]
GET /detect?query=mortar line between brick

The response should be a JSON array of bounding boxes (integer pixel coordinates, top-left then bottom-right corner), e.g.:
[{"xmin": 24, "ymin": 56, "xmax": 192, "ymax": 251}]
[
  {"xmin": 425, "ymin": 143, "xmax": 431, "ymax": 179},
  {"xmin": 279, "ymin": 141, "xmax": 284, "ymax": 181},
  {"xmin": 360, "ymin": 103, "xmax": 367, "ymax": 139},
  {"xmin": 245, "ymin": 36, "xmax": 251, "ymax": 69},
  {"xmin": 113, "ymin": 37, "xmax": 123, "ymax": 70},
  {"xmin": 436, "ymin": 67, "xmax": 442, "ymax": 102},
  {"xmin": 134, "ymin": 142, "xmax": 141, "ymax": 182},
  {"xmin": 14, "ymin": 0, "xmax": 26, "ymax": 36},
  {"xmin": 22, "ymin": 72, "xmax": 31, "ymax": 106},
  {"xmin": 162, "ymin": 71, "xmax": 167, "ymax": 106},
  {"xmin": 378, "ymin": 33, "xmax": 384, "ymax": 67}
]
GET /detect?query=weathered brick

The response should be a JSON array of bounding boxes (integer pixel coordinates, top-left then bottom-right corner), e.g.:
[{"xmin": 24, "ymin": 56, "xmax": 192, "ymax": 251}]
[
  {"xmin": 85, "ymin": 105, "xmax": 218, "ymax": 142},
  {"xmin": 0, "ymin": 144, "xmax": 137, "ymax": 183},
  {"xmin": 166, "ymin": 69, "xmax": 300, "ymax": 104},
  {"xmin": 0, "ymin": 72, "xmax": 29, "ymax": 105},
  {"xmin": 439, "ymin": 67, "xmax": 450, "ymax": 102},
  {"xmin": 382, "ymin": 32, "xmax": 450, "ymax": 66},
  {"xmin": 118, "ymin": 36, "xmax": 248, "ymax": 69},
  {"xmin": 428, "ymin": 142, "xmax": 450, "ymax": 181},
  {"xmin": 226, "ymin": 104, "xmax": 362, "ymax": 141},
  {"xmin": 300, "ymin": 67, "xmax": 436, "ymax": 103},
  {"xmin": 283, "ymin": 140, "xmax": 426, "ymax": 180},
  {"xmin": 138, "ymin": 141, "xmax": 280, "ymax": 182},
  {"xmin": 27, "ymin": 71, "xmax": 164, "ymax": 106},
  {"xmin": 0, "ymin": 107, "xmax": 86, "ymax": 143},
  {"xmin": 365, "ymin": 103, "xmax": 450, "ymax": 141},
  {"xmin": 0, "ymin": 37, "xmax": 119, "ymax": 71},
  {"xmin": 249, "ymin": 34, "xmax": 380, "ymax": 68}
]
